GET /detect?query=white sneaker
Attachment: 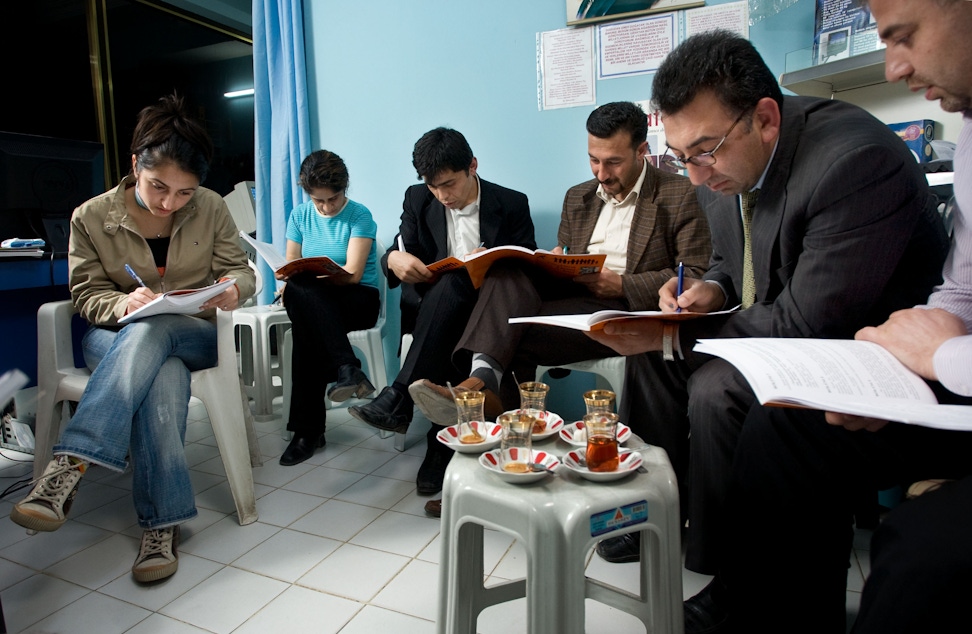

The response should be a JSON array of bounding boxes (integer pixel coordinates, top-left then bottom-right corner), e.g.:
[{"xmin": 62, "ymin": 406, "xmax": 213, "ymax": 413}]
[
  {"xmin": 132, "ymin": 525, "xmax": 179, "ymax": 583},
  {"xmin": 10, "ymin": 455, "xmax": 85, "ymax": 532}
]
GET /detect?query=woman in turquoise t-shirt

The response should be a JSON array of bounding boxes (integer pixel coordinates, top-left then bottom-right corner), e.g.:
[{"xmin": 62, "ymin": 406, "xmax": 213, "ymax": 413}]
[{"xmin": 279, "ymin": 150, "xmax": 380, "ymax": 466}]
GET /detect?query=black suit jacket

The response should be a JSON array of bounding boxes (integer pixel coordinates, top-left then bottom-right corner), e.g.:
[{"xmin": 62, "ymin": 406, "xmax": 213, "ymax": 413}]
[
  {"xmin": 681, "ymin": 96, "xmax": 948, "ymax": 366},
  {"xmin": 382, "ymin": 178, "xmax": 536, "ymax": 334}
]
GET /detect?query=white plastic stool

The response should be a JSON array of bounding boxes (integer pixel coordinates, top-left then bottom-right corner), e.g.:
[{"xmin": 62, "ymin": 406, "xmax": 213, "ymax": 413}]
[
  {"xmin": 437, "ymin": 443, "xmax": 682, "ymax": 634},
  {"xmin": 234, "ymin": 305, "xmax": 291, "ymax": 419},
  {"xmin": 536, "ymin": 356, "xmax": 626, "ymax": 404}
]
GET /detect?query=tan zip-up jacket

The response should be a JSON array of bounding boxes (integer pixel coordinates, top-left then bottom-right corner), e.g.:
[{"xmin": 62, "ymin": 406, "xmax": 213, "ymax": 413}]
[{"xmin": 69, "ymin": 175, "xmax": 256, "ymax": 325}]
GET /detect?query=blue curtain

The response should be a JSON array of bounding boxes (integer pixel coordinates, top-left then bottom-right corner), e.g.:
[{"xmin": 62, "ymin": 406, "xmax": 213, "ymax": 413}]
[{"xmin": 252, "ymin": 0, "xmax": 311, "ymax": 304}]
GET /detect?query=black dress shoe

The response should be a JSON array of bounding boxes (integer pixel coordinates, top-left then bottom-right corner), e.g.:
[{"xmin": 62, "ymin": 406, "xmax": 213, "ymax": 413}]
[
  {"xmin": 348, "ymin": 386, "xmax": 412, "ymax": 433},
  {"xmin": 280, "ymin": 433, "xmax": 326, "ymax": 466},
  {"xmin": 327, "ymin": 364, "xmax": 376, "ymax": 403},
  {"xmin": 595, "ymin": 532, "xmax": 640, "ymax": 563},
  {"xmin": 416, "ymin": 426, "xmax": 452, "ymax": 495},
  {"xmin": 684, "ymin": 578, "xmax": 733, "ymax": 634}
]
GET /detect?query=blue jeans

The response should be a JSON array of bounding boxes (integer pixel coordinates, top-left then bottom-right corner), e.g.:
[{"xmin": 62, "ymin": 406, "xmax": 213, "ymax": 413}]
[{"xmin": 55, "ymin": 314, "xmax": 217, "ymax": 529}]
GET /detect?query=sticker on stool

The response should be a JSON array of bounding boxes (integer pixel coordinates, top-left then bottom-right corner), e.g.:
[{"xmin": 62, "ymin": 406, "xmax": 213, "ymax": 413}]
[{"xmin": 590, "ymin": 500, "xmax": 648, "ymax": 537}]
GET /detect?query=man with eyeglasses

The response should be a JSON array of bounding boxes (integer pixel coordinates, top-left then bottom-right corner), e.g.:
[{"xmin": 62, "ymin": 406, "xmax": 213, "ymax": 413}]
[
  {"xmin": 683, "ymin": 1, "xmax": 972, "ymax": 632},
  {"xmin": 586, "ymin": 29, "xmax": 948, "ymax": 622}
]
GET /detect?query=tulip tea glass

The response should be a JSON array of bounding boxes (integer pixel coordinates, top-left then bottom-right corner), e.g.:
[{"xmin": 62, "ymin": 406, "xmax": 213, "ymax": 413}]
[
  {"xmin": 583, "ymin": 412, "xmax": 619, "ymax": 472},
  {"xmin": 454, "ymin": 390, "xmax": 486, "ymax": 444},
  {"xmin": 518, "ymin": 381, "xmax": 549, "ymax": 418},
  {"xmin": 498, "ymin": 410, "xmax": 535, "ymax": 473},
  {"xmin": 583, "ymin": 389, "xmax": 616, "ymax": 415}
]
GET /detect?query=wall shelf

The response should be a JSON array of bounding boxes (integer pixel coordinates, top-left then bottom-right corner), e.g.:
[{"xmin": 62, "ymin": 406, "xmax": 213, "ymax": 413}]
[{"xmin": 780, "ymin": 49, "xmax": 886, "ymax": 98}]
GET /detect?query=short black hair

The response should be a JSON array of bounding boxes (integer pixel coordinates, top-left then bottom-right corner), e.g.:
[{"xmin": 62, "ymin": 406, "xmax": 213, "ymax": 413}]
[
  {"xmin": 650, "ymin": 30, "xmax": 784, "ymax": 118},
  {"xmin": 411, "ymin": 127, "xmax": 474, "ymax": 181},
  {"xmin": 586, "ymin": 101, "xmax": 648, "ymax": 150},
  {"xmin": 298, "ymin": 150, "xmax": 349, "ymax": 194}
]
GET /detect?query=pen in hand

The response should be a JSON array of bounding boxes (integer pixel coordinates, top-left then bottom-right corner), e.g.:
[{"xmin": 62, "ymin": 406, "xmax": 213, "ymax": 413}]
[
  {"xmin": 675, "ymin": 261, "xmax": 684, "ymax": 313},
  {"xmin": 125, "ymin": 263, "xmax": 147, "ymax": 288}
]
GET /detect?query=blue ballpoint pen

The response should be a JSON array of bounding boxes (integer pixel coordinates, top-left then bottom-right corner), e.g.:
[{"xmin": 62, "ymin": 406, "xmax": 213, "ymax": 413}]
[
  {"xmin": 675, "ymin": 261, "xmax": 684, "ymax": 313},
  {"xmin": 125, "ymin": 263, "xmax": 148, "ymax": 288}
]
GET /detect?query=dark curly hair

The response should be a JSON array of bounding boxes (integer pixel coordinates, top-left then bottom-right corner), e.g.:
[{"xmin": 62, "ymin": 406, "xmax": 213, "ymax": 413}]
[
  {"xmin": 298, "ymin": 150, "xmax": 349, "ymax": 193},
  {"xmin": 130, "ymin": 93, "xmax": 214, "ymax": 183}
]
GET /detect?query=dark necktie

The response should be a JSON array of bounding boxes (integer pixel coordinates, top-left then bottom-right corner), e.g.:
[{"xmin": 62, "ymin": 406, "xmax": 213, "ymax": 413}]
[{"xmin": 740, "ymin": 189, "xmax": 760, "ymax": 308}]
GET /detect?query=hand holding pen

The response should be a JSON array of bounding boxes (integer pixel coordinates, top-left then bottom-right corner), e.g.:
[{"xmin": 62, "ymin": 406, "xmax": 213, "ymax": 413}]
[{"xmin": 124, "ymin": 263, "xmax": 160, "ymax": 314}]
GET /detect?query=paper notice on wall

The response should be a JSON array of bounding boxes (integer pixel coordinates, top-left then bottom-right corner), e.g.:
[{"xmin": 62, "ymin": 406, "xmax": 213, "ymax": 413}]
[
  {"xmin": 684, "ymin": 0, "xmax": 750, "ymax": 39},
  {"xmin": 537, "ymin": 27, "xmax": 596, "ymax": 110},
  {"xmin": 597, "ymin": 13, "xmax": 677, "ymax": 80}
]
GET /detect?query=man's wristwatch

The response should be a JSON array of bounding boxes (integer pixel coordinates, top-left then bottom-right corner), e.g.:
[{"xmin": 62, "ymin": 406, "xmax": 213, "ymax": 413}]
[{"xmin": 662, "ymin": 322, "xmax": 677, "ymax": 362}]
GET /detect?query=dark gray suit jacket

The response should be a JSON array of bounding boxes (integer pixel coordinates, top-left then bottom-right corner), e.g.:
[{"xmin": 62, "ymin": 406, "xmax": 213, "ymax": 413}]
[{"xmin": 680, "ymin": 95, "xmax": 948, "ymax": 365}]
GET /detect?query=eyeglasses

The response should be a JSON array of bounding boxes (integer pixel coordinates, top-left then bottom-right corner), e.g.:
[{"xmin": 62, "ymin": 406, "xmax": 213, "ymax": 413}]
[{"xmin": 662, "ymin": 110, "xmax": 749, "ymax": 170}]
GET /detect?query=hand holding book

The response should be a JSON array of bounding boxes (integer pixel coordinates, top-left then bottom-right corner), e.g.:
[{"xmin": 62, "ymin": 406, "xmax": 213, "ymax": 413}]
[
  {"xmin": 240, "ymin": 231, "xmax": 350, "ymax": 280},
  {"xmin": 693, "ymin": 338, "xmax": 972, "ymax": 430}
]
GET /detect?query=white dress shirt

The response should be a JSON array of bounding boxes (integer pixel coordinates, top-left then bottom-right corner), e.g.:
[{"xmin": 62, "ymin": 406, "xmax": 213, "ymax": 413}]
[{"xmin": 445, "ymin": 175, "xmax": 482, "ymax": 258}]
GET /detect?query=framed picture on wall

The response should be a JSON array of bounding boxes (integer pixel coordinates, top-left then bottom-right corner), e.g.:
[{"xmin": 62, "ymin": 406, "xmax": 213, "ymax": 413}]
[{"xmin": 567, "ymin": 0, "xmax": 704, "ymax": 26}]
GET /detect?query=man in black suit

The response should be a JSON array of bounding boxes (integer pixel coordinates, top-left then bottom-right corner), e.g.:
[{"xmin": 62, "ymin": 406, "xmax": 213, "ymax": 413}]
[
  {"xmin": 586, "ymin": 29, "xmax": 948, "ymax": 612},
  {"xmin": 349, "ymin": 127, "xmax": 535, "ymax": 496}
]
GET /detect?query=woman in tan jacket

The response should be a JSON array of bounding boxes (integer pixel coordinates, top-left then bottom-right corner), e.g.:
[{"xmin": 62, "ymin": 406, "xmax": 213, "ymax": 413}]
[{"xmin": 10, "ymin": 94, "xmax": 255, "ymax": 583}]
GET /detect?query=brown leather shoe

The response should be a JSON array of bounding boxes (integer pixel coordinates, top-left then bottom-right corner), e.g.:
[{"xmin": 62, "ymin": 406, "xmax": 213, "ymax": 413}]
[
  {"xmin": 409, "ymin": 377, "xmax": 504, "ymax": 425},
  {"xmin": 424, "ymin": 498, "xmax": 442, "ymax": 517}
]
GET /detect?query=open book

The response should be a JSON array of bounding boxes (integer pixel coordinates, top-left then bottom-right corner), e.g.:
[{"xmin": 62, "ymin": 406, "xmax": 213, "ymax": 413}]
[
  {"xmin": 240, "ymin": 231, "xmax": 350, "ymax": 279},
  {"xmin": 694, "ymin": 338, "xmax": 972, "ymax": 431},
  {"xmin": 426, "ymin": 245, "xmax": 607, "ymax": 288},
  {"xmin": 119, "ymin": 278, "xmax": 237, "ymax": 324},
  {"xmin": 508, "ymin": 307, "xmax": 739, "ymax": 331}
]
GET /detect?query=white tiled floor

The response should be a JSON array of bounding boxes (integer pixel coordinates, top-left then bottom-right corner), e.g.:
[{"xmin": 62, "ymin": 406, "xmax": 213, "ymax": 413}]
[{"xmin": 0, "ymin": 399, "xmax": 871, "ymax": 633}]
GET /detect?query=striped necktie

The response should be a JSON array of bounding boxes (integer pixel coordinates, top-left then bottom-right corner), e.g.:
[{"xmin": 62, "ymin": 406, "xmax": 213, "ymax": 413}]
[{"xmin": 740, "ymin": 189, "xmax": 760, "ymax": 308}]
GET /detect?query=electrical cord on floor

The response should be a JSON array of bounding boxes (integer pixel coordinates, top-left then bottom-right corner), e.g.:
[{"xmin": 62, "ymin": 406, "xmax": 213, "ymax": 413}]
[{"xmin": 0, "ymin": 470, "xmax": 34, "ymax": 500}]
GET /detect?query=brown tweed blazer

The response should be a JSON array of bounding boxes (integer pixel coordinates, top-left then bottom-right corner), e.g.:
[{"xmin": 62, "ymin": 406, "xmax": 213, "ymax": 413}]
[{"xmin": 558, "ymin": 162, "xmax": 711, "ymax": 310}]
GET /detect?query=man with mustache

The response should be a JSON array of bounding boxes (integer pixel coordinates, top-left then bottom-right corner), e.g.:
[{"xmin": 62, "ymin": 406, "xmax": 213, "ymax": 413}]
[{"xmin": 586, "ymin": 29, "xmax": 949, "ymax": 613}]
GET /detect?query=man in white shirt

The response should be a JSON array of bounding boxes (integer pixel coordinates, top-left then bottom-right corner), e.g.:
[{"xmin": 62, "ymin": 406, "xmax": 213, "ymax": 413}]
[
  {"xmin": 408, "ymin": 102, "xmax": 710, "ymax": 425},
  {"xmin": 349, "ymin": 128, "xmax": 536, "ymax": 497}
]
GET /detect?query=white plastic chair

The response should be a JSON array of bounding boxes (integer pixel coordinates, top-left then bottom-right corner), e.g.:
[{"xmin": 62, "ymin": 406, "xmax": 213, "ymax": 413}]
[
  {"xmin": 280, "ymin": 240, "xmax": 402, "ymax": 449},
  {"xmin": 536, "ymin": 356, "xmax": 626, "ymax": 404},
  {"xmin": 33, "ymin": 302, "xmax": 260, "ymax": 526}
]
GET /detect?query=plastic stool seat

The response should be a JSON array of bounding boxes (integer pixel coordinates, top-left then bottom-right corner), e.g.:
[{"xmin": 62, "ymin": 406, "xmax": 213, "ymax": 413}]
[
  {"xmin": 234, "ymin": 305, "xmax": 291, "ymax": 419},
  {"xmin": 437, "ymin": 443, "xmax": 683, "ymax": 634}
]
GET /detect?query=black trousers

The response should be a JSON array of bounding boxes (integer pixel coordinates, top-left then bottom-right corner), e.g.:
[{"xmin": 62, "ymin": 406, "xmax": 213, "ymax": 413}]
[
  {"xmin": 395, "ymin": 271, "xmax": 480, "ymax": 400},
  {"xmin": 284, "ymin": 275, "xmax": 379, "ymax": 435},
  {"xmin": 723, "ymin": 403, "xmax": 972, "ymax": 634},
  {"xmin": 620, "ymin": 352, "xmax": 757, "ymax": 573},
  {"xmin": 455, "ymin": 263, "xmax": 626, "ymax": 408}
]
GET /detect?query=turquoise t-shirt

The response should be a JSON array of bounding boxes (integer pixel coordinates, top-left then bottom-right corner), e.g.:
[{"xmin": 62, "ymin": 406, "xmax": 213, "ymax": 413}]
[{"xmin": 285, "ymin": 198, "xmax": 379, "ymax": 289}]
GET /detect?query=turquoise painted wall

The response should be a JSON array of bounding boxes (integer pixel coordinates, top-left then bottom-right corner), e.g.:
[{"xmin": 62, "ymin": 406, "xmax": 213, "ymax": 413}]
[{"xmin": 302, "ymin": 0, "xmax": 817, "ymax": 415}]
